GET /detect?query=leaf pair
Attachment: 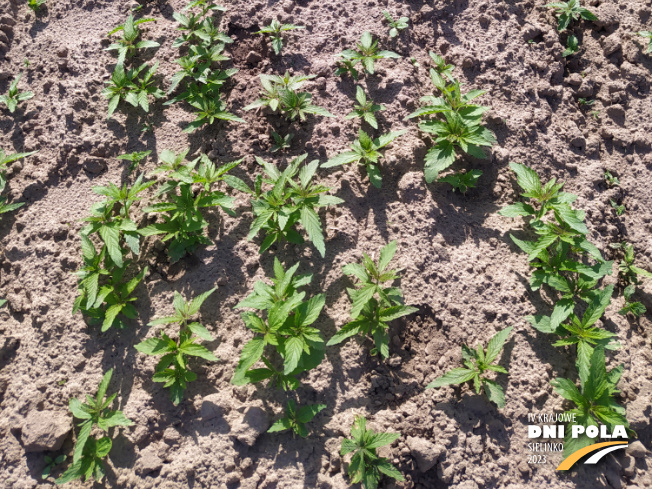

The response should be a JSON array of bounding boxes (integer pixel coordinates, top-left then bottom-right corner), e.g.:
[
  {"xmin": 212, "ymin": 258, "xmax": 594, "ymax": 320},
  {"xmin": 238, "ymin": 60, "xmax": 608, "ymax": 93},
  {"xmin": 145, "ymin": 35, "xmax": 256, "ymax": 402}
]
[
  {"xmin": 103, "ymin": 62, "xmax": 165, "ymax": 119},
  {"xmin": 426, "ymin": 327, "xmax": 512, "ymax": 408},
  {"xmin": 340, "ymin": 416, "xmax": 404, "ymax": 489},
  {"xmin": 0, "ymin": 73, "xmax": 34, "ymax": 113},
  {"xmin": 328, "ymin": 241, "xmax": 418, "ymax": 358},
  {"xmin": 545, "ymin": 0, "xmax": 598, "ymax": 31},
  {"xmin": 243, "ymin": 154, "xmax": 344, "ymax": 257},
  {"xmin": 321, "ymin": 129, "xmax": 405, "ymax": 188},
  {"xmin": 382, "ymin": 11, "xmax": 409, "ymax": 38},
  {"xmin": 135, "ymin": 289, "xmax": 217, "ymax": 405},
  {"xmin": 56, "ymin": 369, "xmax": 133, "ymax": 484},
  {"xmin": 0, "ymin": 150, "xmax": 36, "ymax": 216},
  {"xmin": 232, "ymin": 260, "xmax": 326, "ymax": 390},
  {"xmin": 255, "ymin": 19, "xmax": 305, "ymax": 55},
  {"xmin": 106, "ymin": 15, "xmax": 160, "ymax": 64},
  {"xmin": 335, "ymin": 31, "xmax": 401, "ymax": 76},
  {"xmin": 268, "ymin": 399, "xmax": 325, "ymax": 438},
  {"xmin": 345, "ymin": 86, "xmax": 385, "ymax": 129}
]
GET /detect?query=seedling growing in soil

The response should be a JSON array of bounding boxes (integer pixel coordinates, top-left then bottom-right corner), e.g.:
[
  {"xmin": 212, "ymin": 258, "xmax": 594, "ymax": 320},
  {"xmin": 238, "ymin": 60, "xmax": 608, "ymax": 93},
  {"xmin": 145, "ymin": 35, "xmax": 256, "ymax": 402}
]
[
  {"xmin": 619, "ymin": 285, "xmax": 646, "ymax": 317},
  {"xmin": 0, "ymin": 150, "xmax": 36, "ymax": 216},
  {"xmin": 340, "ymin": 416, "xmax": 404, "ymax": 489},
  {"xmin": 0, "ymin": 73, "xmax": 34, "ymax": 113},
  {"xmin": 321, "ymin": 129, "xmax": 406, "ymax": 189},
  {"xmin": 135, "ymin": 288, "xmax": 218, "ymax": 405},
  {"xmin": 335, "ymin": 58, "xmax": 360, "ymax": 80},
  {"xmin": 106, "ymin": 14, "xmax": 159, "ymax": 64},
  {"xmin": 405, "ymin": 53, "xmax": 495, "ymax": 183},
  {"xmin": 56, "ymin": 369, "xmax": 133, "ymax": 484},
  {"xmin": 103, "ymin": 62, "xmax": 165, "ymax": 119},
  {"xmin": 562, "ymin": 34, "xmax": 579, "ymax": 57},
  {"xmin": 270, "ymin": 131, "xmax": 293, "ymax": 152},
  {"xmin": 336, "ymin": 31, "xmax": 401, "ymax": 76},
  {"xmin": 609, "ymin": 199, "xmax": 625, "ymax": 216},
  {"xmin": 427, "ymin": 327, "xmax": 512, "ymax": 408},
  {"xmin": 382, "ymin": 11, "xmax": 409, "ymax": 38},
  {"xmin": 637, "ymin": 31, "xmax": 652, "ymax": 53},
  {"xmin": 141, "ymin": 150, "xmax": 246, "ymax": 262},
  {"xmin": 28, "ymin": 0, "xmax": 47, "ymax": 12},
  {"xmin": 438, "ymin": 169, "xmax": 483, "ymax": 193},
  {"xmin": 232, "ymin": 260, "xmax": 327, "ymax": 390},
  {"xmin": 256, "ymin": 19, "xmax": 305, "ymax": 55},
  {"xmin": 578, "ymin": 98, "xmax": 594, "ymax": 106},
  {"xmin": 345, "ymin": 86, "xmax": 385, "ymax": 129},
  {"xmin": 610, "ymin": 241, "xmax": 652, "ymax": 285},
  {"xmin": 245, "ymin": 72, "xmax": 333, "ymax": 122},
  {"xmin": 551, "ymin": 347, "xmax": 630, "ymax": 458},
  {"xmin": 603, "ymin": 170, "xmax": 619, "ymax": 187},
  {"xmin": 545, "ymin": 0, "xmax": 597, "ymax": 31},
  {"xmin": 328, "ymin": 241, "xmax": 418, "ymax": 358},
  {"xmin": 0, "ymin": 299, "xmax": 6, "ymax": 308},
  {"xmin": 42, "ymin": 455, "xmax": 66, "ymax": 480},
  {"xmin": 268, "ymin": 400, "xmax": 326, "ymax": 438},
  {"xmin": 116, "ymin": 150, "xmax": 152, "ymax": 174},
  {"xmin": 242, "ymin": 154, "xmax": 344, "ymax": 257}
]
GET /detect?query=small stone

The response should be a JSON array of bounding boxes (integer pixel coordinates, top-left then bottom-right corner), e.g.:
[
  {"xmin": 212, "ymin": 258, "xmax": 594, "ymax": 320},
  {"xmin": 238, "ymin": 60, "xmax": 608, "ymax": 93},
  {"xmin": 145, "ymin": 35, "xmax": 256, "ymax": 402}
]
[
  {"xmin": 406, "ymin": 436, "xmax": 442, "ymax": 472},
  {"xmin": 83, "ymin": 158, "xmax": 107, "ymax": 175},
  {"xmin": 230, "ymin": 406, "xmax": 270, "ymax": 447},
  {"xmin": 246, "ymin": 51, "xmax": 262, "ymax": 64},
  {"xmin": 602, "ymin": 33, "xmax": 622, "ymax": 56},
  {"xmin": 21, "ymin": 411, "xmax": 71, "ymax": 453},
  {"xmin": 566, "ymin": 73, "xmax": 582, "ymax": 86},
  {"xmin": 577, "ymin": 79, "xmax": 595, "ymax": 98},
  {"xmin": 605, "ymin": 104, "xmax": 626, "ymax": 124},
  {"xmin": 136, "ymin": 445, "xmax": 163, "ymax": 475},
  {"xmin": 521, "ymin": 23, "xmax": 542, "ymax": 42},
  {"xmin": 200, "ymin": 394, "xmax": 224, "ymax": 421},
  {"xmin": 57, "ymin": 47, "xmax": 68, "ymax": 58},
  {"xmin": 622, "ymin": 455, "xmax": 636, "ymax": 477},
  {"xmin": 388, "ymin": 355, "xmax": 402, "ymax": 368},
  {"xmin": 626, "ymin": 441, "xmax": 647, "ymax": 458}
]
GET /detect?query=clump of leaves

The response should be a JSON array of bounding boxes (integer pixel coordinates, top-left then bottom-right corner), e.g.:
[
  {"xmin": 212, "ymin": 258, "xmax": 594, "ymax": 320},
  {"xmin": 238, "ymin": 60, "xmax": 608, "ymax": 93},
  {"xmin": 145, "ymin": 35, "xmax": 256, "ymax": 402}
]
[
  {"xmin": 256, "ymin": 19, "xmax": 305, "ymax": 55},
  {"xmin": 405, "ymin": 52, "xmax": 495, "ymax": 183},
  {"xmin": 271, "ymin": 131, "xmax": 293, "ymax": 152},
  {"xmin": 637, "ymin": 31, "xmax": 652, "ymax": 53},
  {"xmin": 345, "ymin": 86, "xmax": 385, "ymax": 129},
  {"xmin": 141, "ymin": 150, "xmax": 246, "ymax": 262},
  {"xmin": 328, "ymin": 241, "xmax": 418, "ymax": 358},
  {"xmin": 609, "ymin": 199, "xmax": 625, "ymax": 216},
  {"xmin": 562, "ymin": 34, "xmax": 579, "ymax": 57},
  {"xmin": 551, "ymin": 347, "xmax": 630, "ymax": 458},
  {"xmin": 242, "ymin": 154, "xmax": 344, "ymax": 257},
  {"xmin": 0, "ymin": 73, "xmax": 34, "ymax": 113},
  {"xmin": 603, "ymin": 169, "xmax": 619, "ymax": 187},
  {"xmin": 610, "ymin": 241, "xmax": 652, "ymax": 285},
  {"xmin": 438, "ymin": 169, "xmax": 483, "ymax": 193},
  {"xmin": 103, "ymin": 62, "xmax": 165, "ymax": 119},
  {"xmin": 0, "ymin": 149, "xmax": 36, "ymax": 216},
  {"xmin": 244, "ymin": 72, "xmax": 334, "ymax": 122},
  {"xmin": 382, "ymin": 11, "xmax": 408, "ymax": 38},
  {"xmin": 42, "ymin": 455, "xmax": 66, "ymax": 480},
  {"xmin": 321, "ymin": 129, "xmax": 405, "ymax": 189},
  {"xmin": 340, "ymin": 416, "xmax": 404, "ymax": 489},
  {"xmin": 268, "ymin": 400, "xmax": 326, "ymax": 437},
  {"xmin": 106, "ymin": 15, "xmax": 159, "ymax": 64},
  {"xmin": 117, "ymin": 150, "xmax": 152, "ymax": 174},
  {"xmin": 578, "ymin": 97, "xmax": 594, "ymax": 106},
  {"xmin": 335, "ymin": 31, "xmax": 401, "ymax": 76},
  {"xmin": 135, "ymin": 288, "xmax": 217, "ymax": 405},
  {"xmin": 426, "ymin": 327, "xmax": 512, "ymax": 408},
  {"xmin": 619, "ymin": 285, "xmax": 646, "ymax": 317},
  {"xmin": 28, "ymin": 0, "xmax": 47, "ymax": 12},
  {"xmin": 232, "ymin": 259, "xmax": 326, "ymax": 390},
  {"xmin": 335, "ymin": 58, "xmax": 360, "ymax": 80},
  {"xmin": 56, "ymin": 369, "xmax": 133, "ymax": 485},
  {"xmin": 545, "ymin": 0, "xmax": 597, "ymax": 31}
]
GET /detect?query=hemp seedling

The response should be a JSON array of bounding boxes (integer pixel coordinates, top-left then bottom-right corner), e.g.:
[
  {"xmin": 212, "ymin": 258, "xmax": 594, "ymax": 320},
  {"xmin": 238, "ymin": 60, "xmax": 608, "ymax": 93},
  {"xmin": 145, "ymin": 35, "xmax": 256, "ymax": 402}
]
[
  {"xmin": 619, "ymin": 285, "xmax": 646, "ymax": 317},
  {"xmin": 610, "ymin": 242, "xmax": 652, "ymax": 285},
  {"xmin": 603, "ymin": 170, "xmax": 619, "ymax": 187},
  {"xmin": 345, "ymin": 86, "xmax": 385, "ymax": 129},
  {"xmin": 270, "ymin": 131, "xmax": 293, "ymax": 152},
  {"xmin": 545, "ymin": 0, "xmax": 597, "ymax": 31},
  {"xmin": 256, "ymin": 19, "xmax": 305, "ymax": 55},
  {"xmin": 268, "ymin": 400, "xmax": 326, "ymax": 438},
  {"xmin": 637, "ymin": 31, "xmax": 652, "ymax": 53},
  {"xmin": 336, "ymin": 31, "xmax": 401, "ymax": 76},
  {"xmin": 551, "ymin": 347, "xmax": 630, "ymax": 458},
  {"xmin": 340, "ymin": 416, "xmax": 404, "ymax": 489},
  {"xmin": 328, "ymin": 241, "xmax": 418, "ymax": 358},
  {"xmin": 232, "ymin": 260, "xmax": 326, "ymax": 390},
  {"xmin": 382, "ymin": 11, "xmax": 408, "ymax": 38},
  {"xmin": 103, "ymin": 62, "xmax": 164, "ymax": 119},
  {"xmin": 321, "ymin": 129, "xmax": 406, "ymax": 188},
  {"xmin": 28, "ymin": 0, "xmax": 47, "ymax": 12},
  {"xmin": 562, "ymin": 34, "xmax": 579, "ymax": 57},
  {"xmin": 0, "ymin": 73, "xmax": 34, "ymax": 113},
  {"xmin": 116, "ymin": 150, "xmax": 152, "ymax": 174},
  {"xmin": 426, "ymin": 326, "xmax": 512, "ymax": 408},
  {"xmin": 42, "ymin": 455, "xmax": 66, "ymax": 480},
  {"xmin": 438, "ymin": 169, "xmax": 483, "ymax": 193},
  {"xmin": 106, "ymin": 14, "xmax": 159, "ymax": 64},
  {"xmin": 242, "ymin": 154, "xmax": 344, "ymax": 257},
  {"xmin": 56, "ymin": 369, "xmax": 133, "ymax": 484},
  {"xmin": 0, "ymin": 150, "xmax": 36, "ymax": 216},
  {"xmin": 135, "ymin": 289, "xmax": 218, "ymax": 405},
  {"xmin": 609, "ymin": 199, "xmax": 625, "ymax": 216}
]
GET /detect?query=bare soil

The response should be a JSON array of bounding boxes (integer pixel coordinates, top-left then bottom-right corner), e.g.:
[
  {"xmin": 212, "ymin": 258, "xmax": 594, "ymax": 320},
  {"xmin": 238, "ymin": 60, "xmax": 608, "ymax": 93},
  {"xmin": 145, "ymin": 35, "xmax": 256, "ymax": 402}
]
[{"xmin": 0, "ymin": 0, "xmax": 651, "ymax": 488}]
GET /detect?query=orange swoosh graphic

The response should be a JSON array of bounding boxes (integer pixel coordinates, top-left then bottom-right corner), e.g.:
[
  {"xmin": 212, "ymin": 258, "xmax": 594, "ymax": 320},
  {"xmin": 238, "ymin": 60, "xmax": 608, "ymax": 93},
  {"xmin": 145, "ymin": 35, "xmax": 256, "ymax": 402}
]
[{"xmin": 556, "ymin": 441, "xmax": 628, "ymax": 470}]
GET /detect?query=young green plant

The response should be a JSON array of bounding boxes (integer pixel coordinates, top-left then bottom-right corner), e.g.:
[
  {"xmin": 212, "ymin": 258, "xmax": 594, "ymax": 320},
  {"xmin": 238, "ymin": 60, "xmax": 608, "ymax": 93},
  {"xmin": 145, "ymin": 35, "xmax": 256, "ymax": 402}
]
[
  {"xmin": 28, "ymin": 0, "xmax": 47, "ymax": 12},
  {"xmin": 335, "ymin": 31, "xmax": 400, "ymax": 76},
  {"xmin": 382, "ymin": 11, "xmax": 408, "ymax": 38},
  {"xmin": 116, "ymin": 150, "xmax": 152, "ymax": 174},
  {"xmin": 545, "ymin": 0, "xmax": 597, "ymax": 31},
  {"xmin": 321, "ymin": 129, "xmax": 405, "ymax": 189},
  {"xmin": 340, "ymin": 416, "xmax": 404, "ymax": 489},
  {"xmin": 271, "ymin": 131, "xmax": 293, "ymax": 152},
  {"xmin": 637, "ymin": 31, "xmax": 652, "ymax": 53},
  {"xmin": 135, "ymin": 288, "xmax": 218, "ymax": 405},
  {"xmin": 327, "ymin": 241, "xmax": 418, "ymax": 358},
  {"xmin": 438, "ymin": 169, "xmax": 483, "ymax": 193},
  {"xmin": 268, "ymin": 400, "xmax": 326, "ymax": 438},
  {"xmin": 0, "ymin": 73, "xmax": 34, "ymax": 113},
  {"xmin": 106, "ymin": 14, "xmax": 159, "ymax": 64},
  {"xmin": 42, "ymin": 455, "xmax": 66, "ymax": 480},
  {"xmin": 103, "ymin": 62, "xmax": 165, "ymax": 119},
  {"xmin": 562, "ymin": 34, "xmax": 579, "ymax": 57},
  {"xmin": 0, "ymin": 150, "xmax": 36, "ymax": 216},
  {"xmin": 345, "ymin": 86, "xmax": 385, "ymax": 130},
  {"xmin": 255, "ymin": 19, "xmax": 305, "ymax": 55}
]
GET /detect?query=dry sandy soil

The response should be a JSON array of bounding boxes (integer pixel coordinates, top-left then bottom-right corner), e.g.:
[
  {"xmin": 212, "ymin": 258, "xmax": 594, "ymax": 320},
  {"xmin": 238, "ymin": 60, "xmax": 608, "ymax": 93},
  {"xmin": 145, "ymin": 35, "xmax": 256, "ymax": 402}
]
[{"xmin": 0, "ymin": 0, "xmax": 651, "ymax": 487}]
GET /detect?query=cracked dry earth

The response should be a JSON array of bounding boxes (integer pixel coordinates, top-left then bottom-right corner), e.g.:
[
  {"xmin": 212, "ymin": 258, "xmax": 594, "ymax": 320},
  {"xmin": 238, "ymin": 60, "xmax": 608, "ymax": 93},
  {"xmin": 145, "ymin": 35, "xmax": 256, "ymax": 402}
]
[{"xmin": 0, "ymin": 0, "xmax": 651, "ymax": 488}]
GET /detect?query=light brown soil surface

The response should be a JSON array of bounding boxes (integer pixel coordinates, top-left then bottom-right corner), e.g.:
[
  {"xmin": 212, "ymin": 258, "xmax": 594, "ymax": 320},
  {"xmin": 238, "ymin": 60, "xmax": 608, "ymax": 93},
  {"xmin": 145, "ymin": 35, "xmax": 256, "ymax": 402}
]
[{"xmin": 0, "ymin": 0, "xmax": 651, "ymax": 488}]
